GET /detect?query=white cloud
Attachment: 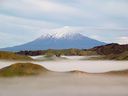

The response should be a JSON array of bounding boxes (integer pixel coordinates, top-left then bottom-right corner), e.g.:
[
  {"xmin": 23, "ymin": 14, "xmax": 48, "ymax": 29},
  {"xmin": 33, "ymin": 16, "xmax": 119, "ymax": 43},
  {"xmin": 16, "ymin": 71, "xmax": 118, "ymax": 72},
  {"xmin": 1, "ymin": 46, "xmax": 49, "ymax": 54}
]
[
  {"xmin": 0, "ymin": 32, "xmax": 14, "ymax": 41},
  {"xmin": 23, "ymin": 0, "xmax": 78, "ymax": 14},
  {"xmin": 120, "ymin": 37, "xmax": 128, "ymax": 39},
  {"xmin": 116, "ymin": 37, "xmax": 128, "ymax": 44},
  {"xmin": 91, "ymin": 36, "xmax": 99, "ymax": 39},
  {"xmin": 0, "ymin": 32, "xmax": 25, "ymax": 48},
  {"xmin": 1, "ymin": 0, "xmax": 128, "ymax": 28},
  {"xmin": 0, "ymin": 14, "xmax": 61, "ymax": 48},
  {"xmin": 0, "ymin": 14, "xmax": 61, "ymax": 36},
  {"xmin": 0, "ymin": 0, "xmax": 128, "ymax": 48},
  {"xmin": 79, "ymin": 0, "xmax": 128, "ymax": 17},
  {"xmin": 101, "ymin": 23, "xmax": 120, "ymax": 28},
  {"xmin": 1, "ymin": 0, "xmax": 83, "ymax": 20},
  {"xmin": 0, "ymin": 14, "xmax": 60, "ymax": 28}
]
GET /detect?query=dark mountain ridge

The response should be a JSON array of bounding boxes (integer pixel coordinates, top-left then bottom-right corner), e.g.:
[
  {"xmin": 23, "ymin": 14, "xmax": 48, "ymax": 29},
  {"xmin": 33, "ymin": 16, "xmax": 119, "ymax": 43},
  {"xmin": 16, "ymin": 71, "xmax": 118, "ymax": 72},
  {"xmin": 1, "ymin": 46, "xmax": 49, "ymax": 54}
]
[{"xmin": 89, "ymin": 43, "xmax": 128, "ymax": 55}]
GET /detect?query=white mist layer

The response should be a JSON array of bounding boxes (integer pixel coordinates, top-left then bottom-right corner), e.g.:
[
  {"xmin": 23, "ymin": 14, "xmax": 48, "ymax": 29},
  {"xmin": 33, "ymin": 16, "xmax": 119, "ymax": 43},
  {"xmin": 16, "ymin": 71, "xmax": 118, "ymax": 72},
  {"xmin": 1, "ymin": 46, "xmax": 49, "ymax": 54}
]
[
  {"xmin": 0, "ymin": 56, "xmax": 128, "ymax": 73},
  {"xmin": 0, "ymin": 73, "xmax": 128, "ymax": 96},
  {"xmin": 0, "ymin": 57, "xmax": 128, "ymax": 96},
  {"xmin": 33, "ymin": 60, "xmax": 128, "ymax": 73}
]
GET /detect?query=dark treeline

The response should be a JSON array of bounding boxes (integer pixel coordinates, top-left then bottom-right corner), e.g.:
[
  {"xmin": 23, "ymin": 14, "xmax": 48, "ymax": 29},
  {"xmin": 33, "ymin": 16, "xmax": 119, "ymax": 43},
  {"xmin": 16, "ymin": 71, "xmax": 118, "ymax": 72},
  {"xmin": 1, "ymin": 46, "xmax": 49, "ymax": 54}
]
[
  {"xmin": 16, "ymin": 49, "xmax": 97, "ymax": 56},
  {"xmin": 17, "ymin": 50, "xmax": 43, "ymax": 56}
]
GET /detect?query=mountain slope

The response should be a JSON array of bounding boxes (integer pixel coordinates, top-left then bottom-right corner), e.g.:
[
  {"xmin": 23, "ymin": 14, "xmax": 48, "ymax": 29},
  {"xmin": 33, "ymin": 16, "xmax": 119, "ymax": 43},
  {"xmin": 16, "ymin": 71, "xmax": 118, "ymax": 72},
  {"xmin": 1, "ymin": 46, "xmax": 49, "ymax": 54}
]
[
  {"xmin": 89, "ymin": 43, "xmax": 128, "ymax": 55},
  {"xmin": 0, "ymin": 32, "xmax": 106, "ymax": 51}
]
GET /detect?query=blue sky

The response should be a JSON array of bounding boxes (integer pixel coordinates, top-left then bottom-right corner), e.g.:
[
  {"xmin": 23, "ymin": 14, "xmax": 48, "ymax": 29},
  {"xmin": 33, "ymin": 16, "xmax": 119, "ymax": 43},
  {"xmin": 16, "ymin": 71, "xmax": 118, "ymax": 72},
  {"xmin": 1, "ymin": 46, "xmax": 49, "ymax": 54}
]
[{"xmin": 0, "ymin": 0, "xmax": 128, "ymax": 48}]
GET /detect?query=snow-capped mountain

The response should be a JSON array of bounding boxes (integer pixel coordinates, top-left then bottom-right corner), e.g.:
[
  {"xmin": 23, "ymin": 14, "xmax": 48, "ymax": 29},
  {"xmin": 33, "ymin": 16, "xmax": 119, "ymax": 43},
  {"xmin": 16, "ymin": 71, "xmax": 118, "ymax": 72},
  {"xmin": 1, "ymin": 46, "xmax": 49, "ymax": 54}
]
[
  {"xmin": 0, "ymin": 32, "xmax": 106, "ymax": 51},
  {"xmin": 36, "ymin": 32, "xmax": 90, "ymax": 40}
]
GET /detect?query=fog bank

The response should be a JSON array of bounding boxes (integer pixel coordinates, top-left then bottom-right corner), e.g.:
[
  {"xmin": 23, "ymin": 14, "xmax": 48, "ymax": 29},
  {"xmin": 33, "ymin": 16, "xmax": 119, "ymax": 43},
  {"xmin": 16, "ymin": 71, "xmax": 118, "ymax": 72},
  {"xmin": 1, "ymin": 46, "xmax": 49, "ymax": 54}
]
[
  {"xmin": 33, "ymin": 60, "xmax": 128, "ymax": 73},
  {"xmin": 0, "ymin": 60, "xmax": 128, "ymax": 73},
  {"xmin": 0, "ymin": 57, "xmax": 128, "ymax": 96},
  {"xmin": 0, "ymin": 73, "xmax": 128, "ymax": 96}
]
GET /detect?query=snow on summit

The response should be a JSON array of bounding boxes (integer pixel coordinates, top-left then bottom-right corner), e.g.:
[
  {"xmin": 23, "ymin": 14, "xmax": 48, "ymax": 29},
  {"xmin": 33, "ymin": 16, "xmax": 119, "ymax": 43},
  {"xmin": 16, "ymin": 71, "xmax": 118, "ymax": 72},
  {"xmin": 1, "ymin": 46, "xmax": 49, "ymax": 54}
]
[
  {"xmin": 51, "ymin": 32, "xmax": 78, "ymax": 39},
  {"xmin": 38, "ymin": 31, "xmax": 89, "ymax": 40}
]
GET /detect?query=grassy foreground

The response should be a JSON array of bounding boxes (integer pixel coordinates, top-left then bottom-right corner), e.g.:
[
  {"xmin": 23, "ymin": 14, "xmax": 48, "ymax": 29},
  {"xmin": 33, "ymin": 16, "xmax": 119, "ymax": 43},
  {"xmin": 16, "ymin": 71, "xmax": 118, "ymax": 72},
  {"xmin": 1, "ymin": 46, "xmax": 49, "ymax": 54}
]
[
  {"xmin": 0, "ymin": 62, "xmax": 128, "ymax": 77},
  {"xmin": 0, "ymin": 63, "xmax": 49, "ymax": 77}
]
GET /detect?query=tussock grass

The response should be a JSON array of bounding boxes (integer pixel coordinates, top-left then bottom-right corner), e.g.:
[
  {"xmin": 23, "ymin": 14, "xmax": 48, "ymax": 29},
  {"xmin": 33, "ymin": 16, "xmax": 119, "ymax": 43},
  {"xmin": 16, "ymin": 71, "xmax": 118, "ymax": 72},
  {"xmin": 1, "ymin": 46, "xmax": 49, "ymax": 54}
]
[
  {"xmin": 0, "ymin": 51, "xmax": 34, "ymax": 61},
  {"xmin": 0, "ymin": 63, "xmax": 49, "ymax": 77}
]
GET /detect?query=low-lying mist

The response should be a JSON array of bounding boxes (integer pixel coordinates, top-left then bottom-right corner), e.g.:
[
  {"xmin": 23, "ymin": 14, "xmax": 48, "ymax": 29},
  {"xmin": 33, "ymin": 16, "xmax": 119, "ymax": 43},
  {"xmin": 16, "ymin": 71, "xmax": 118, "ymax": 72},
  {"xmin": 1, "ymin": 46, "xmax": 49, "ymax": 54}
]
[
  {"xmin": 32, "ymin": 60, "xmax": 128, "ymax": 73},
  {"xmin": 0, "ymin": 56, "xmax": 128, "ymax": 96},
  {"xmin": 0, "ymin": 56, "xmax": 128, "ymax": 73},
  {"xmin": 0, "ymin": 72, "xmax": 128, "ymax": 96}
]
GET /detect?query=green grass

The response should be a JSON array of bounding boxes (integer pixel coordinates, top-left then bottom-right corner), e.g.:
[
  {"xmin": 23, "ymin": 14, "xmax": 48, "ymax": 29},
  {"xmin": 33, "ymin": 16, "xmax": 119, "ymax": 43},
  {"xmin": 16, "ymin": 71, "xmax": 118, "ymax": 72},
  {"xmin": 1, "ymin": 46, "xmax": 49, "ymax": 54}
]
[
  {"xmin": 0, "ymin": 63, "xmax": 49, "ymax": 77},
  {"xmin": 42, "ymin": 49, "xmax": 97, "ymax": 56},
  {"xmin": 100, "ymin": 54, "xmax": 128, "ymax": 60},
  {"xmin": 44, "ymin": 53, "xmax": 54, "ymax": 58},
  {"xmin": 0, "ymin": 51, "xmax": 34, "ymax": 61}
]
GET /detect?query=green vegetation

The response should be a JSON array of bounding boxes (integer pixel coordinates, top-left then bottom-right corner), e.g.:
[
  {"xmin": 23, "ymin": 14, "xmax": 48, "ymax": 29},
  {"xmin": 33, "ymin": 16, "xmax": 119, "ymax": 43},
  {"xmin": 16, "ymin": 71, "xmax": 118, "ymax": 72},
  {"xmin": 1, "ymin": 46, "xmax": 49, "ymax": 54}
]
[
  {"xmin": 82, "ymin": 55, "xmax": 105, "ymax": 60},
  {"xmin": 100, "ymin": 54, "xmax": 128, "ymax": 60},
  {"xmin": 0, "ymin": 63, "xmax": 49, "ymax": 77},
  {"xmin": 17, "ymin": 49, "xmax": 97, "ymax": 56},
  {"xmin": 12, "ymin": 43, "xmax": 128, "ymax": 60},
  {"xmin": 43, "ymin": 49, "xmax": 97, "ymax": 56},
  {"xmin": 120, "ymin": 51, "xmax": 128, "ymax": 55},
  {"xmin": 0, "ymin": 51, "xmax": 34, "ymax": 61},
  {"xmin": 44, "ymin": 53, "xmax": 54, "ymax": 58}
]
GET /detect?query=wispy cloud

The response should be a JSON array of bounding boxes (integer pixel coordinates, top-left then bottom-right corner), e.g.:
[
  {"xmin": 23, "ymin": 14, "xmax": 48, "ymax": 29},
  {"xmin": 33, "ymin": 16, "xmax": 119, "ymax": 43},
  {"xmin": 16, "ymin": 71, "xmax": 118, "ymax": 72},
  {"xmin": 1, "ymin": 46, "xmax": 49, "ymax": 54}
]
[
  {"xmin": 0, "ymin": 32, "xmax": 25, "ymax": 48},
  {"xmin": 116, "ymin": 37, "xmax": 128, "ymax": 44},
  {"xmin": 1, "ymin": 0, "xmax": 127, "ymax": 28},
  {"xmin": 0, "ymin": 14, "xmax": 61, "ymax": 35},
  {"xmin": 0, "ymin": 14, "xmax": 61, "ymax": 48},
  {"xmin": 0, "ymin": 0, "xmax": 128, "ymax": 48}
]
